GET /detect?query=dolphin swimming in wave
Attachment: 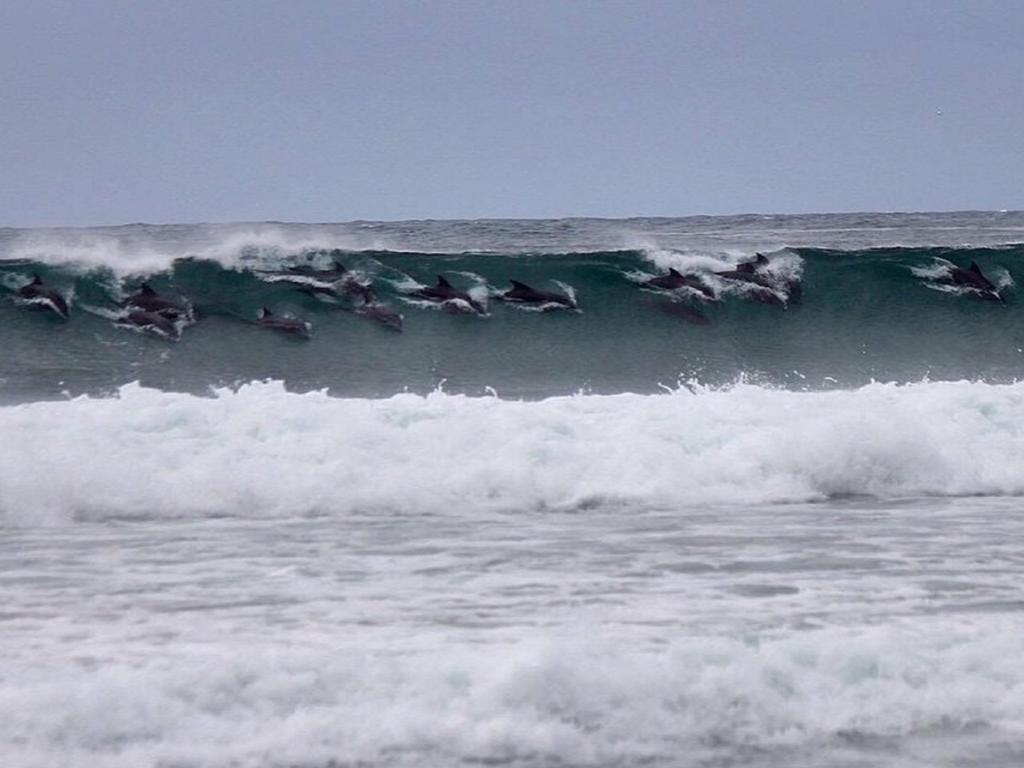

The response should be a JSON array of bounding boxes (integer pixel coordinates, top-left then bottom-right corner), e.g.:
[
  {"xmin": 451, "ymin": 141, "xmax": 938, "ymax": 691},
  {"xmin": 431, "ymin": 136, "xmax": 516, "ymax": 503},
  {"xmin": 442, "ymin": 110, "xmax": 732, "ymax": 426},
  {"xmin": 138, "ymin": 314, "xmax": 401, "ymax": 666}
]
[
  {"xmin": 17, "ymin": 274, "xmax": 70, "ymax": 318},
  {"xmin": 644, "ymin": 268, "xmax": 716, "ymax": 300},
  {"xmin": 500, "ymin": 280, "xmax": 576, "ymax": 309},
  {"xmin": 257, "ymin": 307, "xmax": 312, "ymax": 338},
  {"xmin": 125, "ymin": 283, "xmax": 192, "ymax": 319},
  {"xmin": 947, "ymin": 261, "xmax": 1003, "ymax": 302},
  {"xmin": 714, "ymin": 253, "xmax": 801, "ymax": 305},
  {"xmin": 279, "ymin": 256, "xmax": 376, "ymax": 304},
  {"xmin": 410, "ymin": 275, "xmax": 486, "ymax": 314},
  {"xmin": 116, "ymin": 309, "xmax": 180, "ymax": 340},
  {"xmin": 353, "ymin": 290, "xmax": 404, "ymax": 332}
]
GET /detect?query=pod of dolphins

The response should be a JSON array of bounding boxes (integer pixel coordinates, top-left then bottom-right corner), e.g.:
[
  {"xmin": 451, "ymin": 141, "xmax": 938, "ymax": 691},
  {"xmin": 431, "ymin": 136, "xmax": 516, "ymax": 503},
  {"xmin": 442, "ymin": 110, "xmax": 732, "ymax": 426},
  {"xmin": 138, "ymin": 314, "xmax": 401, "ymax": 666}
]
[{"xmin": 7, "ymin": 252, "xmax": 1006, "ymax": 339}]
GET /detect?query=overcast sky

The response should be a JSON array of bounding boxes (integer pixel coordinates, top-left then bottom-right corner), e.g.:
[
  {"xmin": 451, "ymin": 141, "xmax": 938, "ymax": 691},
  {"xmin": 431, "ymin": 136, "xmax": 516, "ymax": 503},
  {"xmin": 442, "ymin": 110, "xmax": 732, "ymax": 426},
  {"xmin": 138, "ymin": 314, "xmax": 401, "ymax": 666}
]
[{"xmin": 1, "ymin": 1, "xmax": 1021, "ymax": 226}]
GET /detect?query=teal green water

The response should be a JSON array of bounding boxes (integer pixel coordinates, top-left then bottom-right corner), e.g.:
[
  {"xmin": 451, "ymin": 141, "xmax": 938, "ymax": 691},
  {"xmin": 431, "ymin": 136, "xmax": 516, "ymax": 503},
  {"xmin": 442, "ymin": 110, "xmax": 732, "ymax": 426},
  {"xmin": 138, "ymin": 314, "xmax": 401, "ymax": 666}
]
[{"xmin": 2, "ymin": 215, "xmax": 1024, "ymax": 399}]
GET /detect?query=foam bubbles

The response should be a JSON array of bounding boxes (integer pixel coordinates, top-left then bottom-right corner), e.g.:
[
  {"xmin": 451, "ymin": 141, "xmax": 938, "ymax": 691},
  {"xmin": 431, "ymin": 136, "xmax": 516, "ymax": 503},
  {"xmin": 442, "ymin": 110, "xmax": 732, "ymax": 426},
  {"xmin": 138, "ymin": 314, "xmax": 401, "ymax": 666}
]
[
  {"xmin": 4, "ymin": 380, "xmax": 1024, "ymax": 526},
  {"xmin": 2, "ymin": 621, "xmax": 1022, "ymax": 767}
]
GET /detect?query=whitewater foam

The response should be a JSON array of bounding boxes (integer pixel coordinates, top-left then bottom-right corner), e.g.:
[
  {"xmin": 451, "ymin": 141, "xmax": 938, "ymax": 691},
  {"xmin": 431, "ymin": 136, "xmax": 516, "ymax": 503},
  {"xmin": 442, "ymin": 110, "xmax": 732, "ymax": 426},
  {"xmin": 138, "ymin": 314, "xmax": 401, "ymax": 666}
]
[
  {"xmin": 4, "ymin": 379, "xmax": 1024, "ymax": 526},
  {"xmin": 3, "ymin": 619, "xmax": 1022, "ymax": 768},
  {"xmin": 1, "ymin": 225, "xmax": 381, "ymax": 276}
]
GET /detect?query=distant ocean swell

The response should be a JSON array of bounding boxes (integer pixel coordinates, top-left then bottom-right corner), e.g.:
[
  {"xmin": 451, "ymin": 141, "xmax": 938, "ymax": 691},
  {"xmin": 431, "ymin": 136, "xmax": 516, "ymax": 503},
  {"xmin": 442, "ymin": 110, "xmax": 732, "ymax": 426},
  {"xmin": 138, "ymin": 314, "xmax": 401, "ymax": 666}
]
[{"xmin": 4, "ymin": 379, "xmax": 1024, "ymax": 526}]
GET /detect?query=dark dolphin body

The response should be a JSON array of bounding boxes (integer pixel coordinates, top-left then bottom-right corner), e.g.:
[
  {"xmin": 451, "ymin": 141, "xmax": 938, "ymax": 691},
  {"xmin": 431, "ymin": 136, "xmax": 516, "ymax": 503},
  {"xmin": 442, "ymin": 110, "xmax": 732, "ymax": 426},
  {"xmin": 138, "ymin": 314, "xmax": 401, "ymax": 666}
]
[
  {"xmin": 354, "ymin": 291, "xmax": 403, "ymax": 332},
  {"xmin": 288, "ymin": 250, "xmax": 350, "ymax": 282},
  {"xmin": 288, "ymin": 261, "xmax": 349, "ymax": 283},
  {"xmin": 126, "ymin": 283, "xmax": 191, "ymax": 319},
  {"xmin": 295, "ymin": 278, "xmax": 375, "ymax": 304},
  {"xmin": 948, "ymin": 261, "xmax": 1002, "ymax": 302},
  {"xmin": 115, "ymin": 309, "xmax": 180, "ymax": 339},
  {"xmin": 117, "ymin": 309, "xmax": 180, "ymax": 339},
  {"xmin": 501, "ymin": 280, "xmax": 576, "ymax": 308},
  {"xmin": 714, "ymin": 253, "xmax": 771, "ymax": 282},
  {"xmin": 295, "ymin": 282, "xmax": 344, "ymax": 302},
  {"xmin": 284, "ymin": 258, "xmax": 375, "ymax": 304},
  {"xmin": 644, "ymin": 269, "xmax": 716, "ymax": 300},
  {"xmin": 257, "ymin": 307, "xmax": 311, "ymax": 338},
  {"xmin": 714, "ymin": 253, "xmax": 795, "ymax": 305},
  {"xmin": 411, "ymin": 275, "xmax": 485, "ymax": 314},
  {"xmin": 17, "ymin": 274, "xmax": 70, "ymax": 318}
]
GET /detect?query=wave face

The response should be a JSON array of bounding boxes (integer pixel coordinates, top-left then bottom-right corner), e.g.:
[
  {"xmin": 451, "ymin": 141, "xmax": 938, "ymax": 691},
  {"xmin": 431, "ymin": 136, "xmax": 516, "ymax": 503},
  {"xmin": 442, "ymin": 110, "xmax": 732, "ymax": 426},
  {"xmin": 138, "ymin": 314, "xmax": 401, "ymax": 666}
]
[
  {"xmin": 2, "ymin": 212, "xmax": 1024, "ymax": 400},
  {"xmin": 3, "ymin": 379, "xmax": 1024, "ymax": 526}
]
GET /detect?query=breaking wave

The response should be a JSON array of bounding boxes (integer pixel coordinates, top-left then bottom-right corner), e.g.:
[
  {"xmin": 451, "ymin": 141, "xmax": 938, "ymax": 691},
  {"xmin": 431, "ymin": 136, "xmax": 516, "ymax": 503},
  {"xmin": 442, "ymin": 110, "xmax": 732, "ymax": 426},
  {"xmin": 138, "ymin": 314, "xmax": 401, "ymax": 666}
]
[{"xmin": 4, "ymin": 378, "xmax": 1024, "ymax": 526}]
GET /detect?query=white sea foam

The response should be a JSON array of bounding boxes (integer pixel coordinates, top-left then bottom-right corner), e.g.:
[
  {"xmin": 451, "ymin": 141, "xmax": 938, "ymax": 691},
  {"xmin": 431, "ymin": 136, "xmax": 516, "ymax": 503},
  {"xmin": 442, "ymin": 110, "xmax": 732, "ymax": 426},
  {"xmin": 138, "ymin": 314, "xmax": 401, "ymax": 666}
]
[
  {"xmin": 3, "ymin": 380, "xmax": 1024, "ymax": 526},
  {"xmin": 2, "ymin": 619, "xmax": 1022, "ymax": 768},
  {"xmin": 0, "ymin": 226, "xmax": 383, "ymax": 276}
]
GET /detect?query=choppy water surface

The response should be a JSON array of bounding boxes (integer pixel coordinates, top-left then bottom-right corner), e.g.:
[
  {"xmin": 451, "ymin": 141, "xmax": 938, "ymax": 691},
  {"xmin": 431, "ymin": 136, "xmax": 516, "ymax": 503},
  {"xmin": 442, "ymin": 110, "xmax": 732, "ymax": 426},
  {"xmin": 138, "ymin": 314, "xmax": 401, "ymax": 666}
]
[
  {"xmin": 3, "ymin": 499, "xmax": 1024, "ymax": 767},
  {"xmin": 2, "ymin": 212, "xmax": 1024, "ymax": 767}
]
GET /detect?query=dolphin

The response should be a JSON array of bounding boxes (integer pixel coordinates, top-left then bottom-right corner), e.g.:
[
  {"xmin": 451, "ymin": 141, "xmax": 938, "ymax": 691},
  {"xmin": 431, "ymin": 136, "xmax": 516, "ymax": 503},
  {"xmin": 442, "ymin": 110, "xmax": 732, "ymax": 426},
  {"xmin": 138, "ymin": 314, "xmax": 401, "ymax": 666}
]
[
  {"xmin": 411, "ymin": 275, "xmax": 485, "ymax": 314},
  {"xmin": 288, "ymin": 257, "xmax": 349, "ymax": 282},
  {"xmin": 715, "ymin": 253, "xmax": 772, "ymax": 282},
  {"xmin": 257, "ymin": 307, "xmax": 312, "ymax": 338},
  {"xmin": 714, "ymin": 253, "xmax": 798, "ymax": 305},
  {"xmin": 948, "ymin": 261, "xmax": 1002, "ymax": 301},
  {"xmin": 295, "ymin": 277, "xmax": 376, "ymax": 306},
  {"xmin": 353, "ymin": 290, "xmax": 403, "ymax": 332},
  {"xmin": 644, "ymin": 269, "xmax": 716, "ymax": 300},
  {"xmin": 117, "ymin": 309, "xmax": 180, "ymax": 339},
  {"xmin": 742, "ymin": 253, "xmax": 770, "ymax": 271},
  {"xmin": 295, "ymin": 281, "xmax": 343, "ymax": 301},
  {"xmin": 284, "ymin": 258, "xmax": 377, "ymax": 304},
  {"xmin": 17, "ymin": 274, "xmax": 70, "ymax": 318},
  {"xmin": 501, "ymin": 280, "xmax": 576, "ymax": 308},
  {"xmin": 125, "ymin": 283, "xmax": 191, "ymax": 319}
]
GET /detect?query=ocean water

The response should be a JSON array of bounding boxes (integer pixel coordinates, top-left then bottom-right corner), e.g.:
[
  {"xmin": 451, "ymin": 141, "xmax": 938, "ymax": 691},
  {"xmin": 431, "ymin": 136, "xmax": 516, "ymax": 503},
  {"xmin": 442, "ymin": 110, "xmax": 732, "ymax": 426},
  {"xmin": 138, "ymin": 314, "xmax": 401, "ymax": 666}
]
[{"xmin": 2, "ymin": 212, "xmax": 1024, "ymax": 767}]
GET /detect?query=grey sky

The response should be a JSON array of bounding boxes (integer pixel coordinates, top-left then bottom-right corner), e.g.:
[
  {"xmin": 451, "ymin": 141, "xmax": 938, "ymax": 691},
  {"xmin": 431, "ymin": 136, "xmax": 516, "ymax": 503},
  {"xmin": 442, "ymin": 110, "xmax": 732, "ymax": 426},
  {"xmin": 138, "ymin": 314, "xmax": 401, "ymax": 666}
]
[{"xmin": 1, "ymin": 0, "xmax": 1021, "ymax": 226}]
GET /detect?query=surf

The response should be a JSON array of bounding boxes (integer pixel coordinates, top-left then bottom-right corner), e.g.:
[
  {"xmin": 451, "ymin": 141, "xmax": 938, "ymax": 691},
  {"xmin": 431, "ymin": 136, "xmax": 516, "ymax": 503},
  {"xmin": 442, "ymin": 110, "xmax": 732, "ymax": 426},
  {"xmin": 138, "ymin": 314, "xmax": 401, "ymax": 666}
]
[{"xmin": 4, "ymin": 378, "xmax": 1024, "ymax": 526}]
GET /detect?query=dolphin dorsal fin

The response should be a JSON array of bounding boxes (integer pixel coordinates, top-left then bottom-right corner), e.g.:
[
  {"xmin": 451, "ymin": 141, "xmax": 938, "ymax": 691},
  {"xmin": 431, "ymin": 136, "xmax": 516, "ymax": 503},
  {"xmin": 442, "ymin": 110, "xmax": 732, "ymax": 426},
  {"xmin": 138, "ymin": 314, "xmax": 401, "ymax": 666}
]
[
  {"xmin": 669, "ymin": 268, "xmax": 683, "ymax": 278},
  {"xmin": 333, "ymin": 260, "xmax": 347, "ymax": 273},
  {"xmin": 30, "ymin": 273, "xmax": 42, "ymax": 285},
  {"xmin": 436, "ymin": 275, "xmax": 452, "ymax": 288},
  {"xmin": 260, "ymin": 307, "xmax": 272, "ymax": 318},
  {"xmin": 509, "ymin": 279, "xmax": 533, "ymax": 291},
  {"xmin": 140, "ymin": 283, "xmax": 156, "ymax": 296},
  {"xmin": 755, "ymin": 253, "xmax": 769, "ymax": 265},
  {"xmin": 969, "ymin": 261, "xmax": 983, "ymax": 274}
]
